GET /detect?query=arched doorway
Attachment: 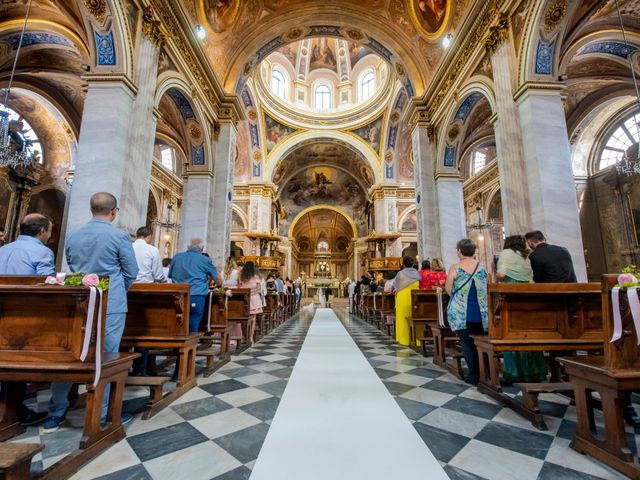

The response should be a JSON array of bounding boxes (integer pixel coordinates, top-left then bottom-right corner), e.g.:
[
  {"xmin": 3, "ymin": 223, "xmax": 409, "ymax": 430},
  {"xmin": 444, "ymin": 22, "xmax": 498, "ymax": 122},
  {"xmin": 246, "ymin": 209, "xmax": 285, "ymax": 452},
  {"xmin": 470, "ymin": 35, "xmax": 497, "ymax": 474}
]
[{"xmin": 290, "ymin": 206, "xmax": 357, "ymax": 298}]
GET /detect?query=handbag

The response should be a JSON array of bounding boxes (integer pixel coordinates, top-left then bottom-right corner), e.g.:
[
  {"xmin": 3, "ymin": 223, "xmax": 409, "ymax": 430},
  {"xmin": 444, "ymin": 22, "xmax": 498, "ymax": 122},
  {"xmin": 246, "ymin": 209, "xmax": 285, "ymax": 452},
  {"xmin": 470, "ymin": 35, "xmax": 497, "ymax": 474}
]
[{"xmin": 451, "ymin": 262, "xmax": 479, "ymax": 298}]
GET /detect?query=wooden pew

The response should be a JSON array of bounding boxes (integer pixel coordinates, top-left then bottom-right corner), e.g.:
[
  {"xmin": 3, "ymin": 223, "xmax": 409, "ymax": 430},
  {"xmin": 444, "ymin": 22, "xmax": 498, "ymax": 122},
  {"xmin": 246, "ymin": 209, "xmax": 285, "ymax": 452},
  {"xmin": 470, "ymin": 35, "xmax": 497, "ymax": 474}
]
[
  {"xmin": 410, "ymin": 290, "xmax": 462, "ymax": 377},
  {"xmin": 0, "ymin": 443, "xmax": 43, "ymax": 480},
  {"xmin": 379, "ymin": 293, "xmax": 396, "ymax": 337},
  {"xmin": 558, "ymin": 275, "xmax": 640, "ymax": 478},
  {"xmin": 227, "ymin": 289, "xmax": 252, "ymax": 349},
  {"xmin": 260, "ymin": 293, "xmax": 279, "ymax": 336},
  {"xmin": 120, "ymin": 284, "xmax": 201, "ymax": 419},
  {"xmin": 473, "ymin": 283, "xmax": 603, "ymax": 429},
  {"xmin": 0, "ymin": 284, "xmax": 138, "ymax": 480},
  {"xmin": 197, "ymin": 290, "xmax": 232, "ymax": 376}
]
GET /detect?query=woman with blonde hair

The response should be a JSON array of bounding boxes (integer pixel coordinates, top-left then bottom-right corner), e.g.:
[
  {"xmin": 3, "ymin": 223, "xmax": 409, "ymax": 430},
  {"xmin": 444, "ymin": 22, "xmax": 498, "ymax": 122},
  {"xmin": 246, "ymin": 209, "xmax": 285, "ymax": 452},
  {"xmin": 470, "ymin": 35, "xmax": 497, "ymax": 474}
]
[{"xmin": 221, "ymin": 257, "xmax": 239, "ymax": 287}]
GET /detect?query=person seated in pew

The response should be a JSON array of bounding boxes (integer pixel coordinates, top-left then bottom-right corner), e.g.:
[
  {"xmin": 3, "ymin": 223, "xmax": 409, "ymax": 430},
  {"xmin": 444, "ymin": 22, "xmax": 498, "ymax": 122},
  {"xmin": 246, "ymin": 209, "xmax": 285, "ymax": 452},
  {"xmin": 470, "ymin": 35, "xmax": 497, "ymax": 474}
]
[
  {"xmin": 391, "ymin": 256, "xmax": 422, "ymax": 346},
  {"xmin": 0, "ymin": 213, "xmax": 54, "ymax": 426},
  {"xmin": 445, "ymin": 239, "xmax": 488, "ymax": 385},
  {"xmin": 496, "ymin": 235, "xmax": 547, "ymax": 384},
  {"xmin": 131, "ymin": 226, "xmax": 166, "ymax": 376},
  {"xmin": 239, "ymin": 261, "xmax": 263, "ymax": 346},
  {"xmin": 45, "ymin": 192, "xmax": 139, "ymax": 433},
  {"xmin": 419, "ymin": 259, "xmax": 447, "ymax": 290},
  {"xmin": 169, "ymin": 238, "xmax": 220, "ymax": 333},
  {"xmin": 525, "ymin": 230, "xmax": 577, "ymax": 283}
]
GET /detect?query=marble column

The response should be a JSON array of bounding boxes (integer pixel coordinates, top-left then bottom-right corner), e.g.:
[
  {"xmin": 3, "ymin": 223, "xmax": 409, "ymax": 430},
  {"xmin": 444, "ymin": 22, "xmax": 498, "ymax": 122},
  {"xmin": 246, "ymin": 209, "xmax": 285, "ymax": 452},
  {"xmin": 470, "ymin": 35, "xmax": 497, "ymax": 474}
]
[
  {"xmin": 119, "ymin": 33, "xmax": 161, "ymax": 231},
  {"xmin": 373, "ymin": 188, "xmax": 402, "ymax": 257},
  {"xmin": 65, "ymin": 76, "xmax": 136, "ymax": 233},
  {"xmin": 436, "ymin": 175, "xmax": 467, "ymax": 269},
  {"xmin": 247, "ymin": 187, "xmax": 274, "ymax": 256},
  {"xmin": 487, "ymin": 25, "xmax": 531, "ymax": 235},
  {"xmin": 209, "ymin": 120, "xmax": 237, "ymax": 267},
  {"xmin": 516, "ymin": 85, "xmax": 587, "ymax": 280},
  {"xmin": 180, "ymin": 172, "xmax": 215, "ymax": 254},
  {"xmin": 412, "ymin": 121, "xmax": 441, "ymax": 262}
]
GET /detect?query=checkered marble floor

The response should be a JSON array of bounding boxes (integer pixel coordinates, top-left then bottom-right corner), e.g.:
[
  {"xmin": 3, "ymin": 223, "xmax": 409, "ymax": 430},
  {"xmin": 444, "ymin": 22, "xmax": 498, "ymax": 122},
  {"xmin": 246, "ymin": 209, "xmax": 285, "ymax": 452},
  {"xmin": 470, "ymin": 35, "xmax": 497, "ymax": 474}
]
[{"xmin": 11, "ymin": 305, "xmax": 635, "ymax": 479}]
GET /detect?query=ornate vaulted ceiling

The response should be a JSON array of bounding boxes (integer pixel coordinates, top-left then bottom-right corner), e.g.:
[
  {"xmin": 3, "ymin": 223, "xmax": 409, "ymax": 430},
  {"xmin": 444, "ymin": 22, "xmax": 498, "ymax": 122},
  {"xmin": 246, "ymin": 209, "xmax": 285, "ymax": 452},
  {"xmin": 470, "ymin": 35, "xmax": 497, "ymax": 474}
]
[
  {"xmin": 291, "ymin": 208, "xmax": 355, "ymax": 253},
  {"xmin": 181, "ymin": 0, "xmax": 473, "ymax": 96}
]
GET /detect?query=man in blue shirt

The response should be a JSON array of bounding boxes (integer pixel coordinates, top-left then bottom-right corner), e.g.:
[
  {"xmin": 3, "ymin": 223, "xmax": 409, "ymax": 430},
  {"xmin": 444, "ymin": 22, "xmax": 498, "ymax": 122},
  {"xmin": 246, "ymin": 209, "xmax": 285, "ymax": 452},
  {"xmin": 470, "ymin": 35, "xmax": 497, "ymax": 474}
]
[
  {"xmin": 169, "ymin": 238, "xmax": 219, "ymax": 332},
  {"xmin": 0, "ymin": 213, "xmax": 55, "ymax": 425},
  {"xmin": 44, "ymin": 192, "xmax": 139, "ymax": 433},
  {"xmin": 0, "ymin": 213, "xmax": 55, "ymax": 275}
]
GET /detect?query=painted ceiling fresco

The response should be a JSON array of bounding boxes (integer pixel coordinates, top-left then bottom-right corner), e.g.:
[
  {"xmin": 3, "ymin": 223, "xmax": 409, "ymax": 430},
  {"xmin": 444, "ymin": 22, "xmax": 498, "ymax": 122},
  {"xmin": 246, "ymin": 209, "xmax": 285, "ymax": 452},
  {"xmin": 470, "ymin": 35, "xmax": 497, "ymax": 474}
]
[
  {"xmin": 351, "ymin": 115, "xmax": 384, "ymax": 157},
  {"xmin": 264, "ymin": 113, "xmax": 297, "ymax": 154},
  {"xmin": 275, "ymin": 141, "xmax": 373, "ymax": 237}
]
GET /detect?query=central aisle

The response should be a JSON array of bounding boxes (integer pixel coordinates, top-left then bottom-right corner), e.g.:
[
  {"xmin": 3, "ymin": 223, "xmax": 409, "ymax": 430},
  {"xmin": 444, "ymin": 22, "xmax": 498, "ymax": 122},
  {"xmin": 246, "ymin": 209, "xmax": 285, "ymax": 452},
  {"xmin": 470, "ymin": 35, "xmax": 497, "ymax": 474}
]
[{"xmin": 250, "ymin": 308, "xmax": 448, "ymax": 480}]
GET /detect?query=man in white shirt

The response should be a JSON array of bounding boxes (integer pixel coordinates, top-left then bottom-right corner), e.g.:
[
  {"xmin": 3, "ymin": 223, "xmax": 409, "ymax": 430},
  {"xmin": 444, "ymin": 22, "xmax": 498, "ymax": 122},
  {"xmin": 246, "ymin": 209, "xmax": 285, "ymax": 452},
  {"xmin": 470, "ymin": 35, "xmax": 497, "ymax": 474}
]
[{"xmin": 132, "ymin": 227, "xmax": 166, "ymax": 283}]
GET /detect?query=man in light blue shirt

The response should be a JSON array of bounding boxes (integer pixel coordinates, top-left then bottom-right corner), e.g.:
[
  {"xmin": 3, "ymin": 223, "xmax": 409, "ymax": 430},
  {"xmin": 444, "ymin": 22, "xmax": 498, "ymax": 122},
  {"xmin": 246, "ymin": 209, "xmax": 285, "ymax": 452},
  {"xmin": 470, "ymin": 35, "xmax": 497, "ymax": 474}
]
[
  {"xmin": 0, "ymin": 213, "xmax": 55, "ymax": 276},
  {"xmin": 44, "ymin": 192, "xmax": 138, "ymax": 433},
  {"xmin": 169, "ymin": 238, "xmax": 219, "ymax": 332},
  {"xmin": 0, "ymin": 213, "xmax": 55, "ymax": 426}
]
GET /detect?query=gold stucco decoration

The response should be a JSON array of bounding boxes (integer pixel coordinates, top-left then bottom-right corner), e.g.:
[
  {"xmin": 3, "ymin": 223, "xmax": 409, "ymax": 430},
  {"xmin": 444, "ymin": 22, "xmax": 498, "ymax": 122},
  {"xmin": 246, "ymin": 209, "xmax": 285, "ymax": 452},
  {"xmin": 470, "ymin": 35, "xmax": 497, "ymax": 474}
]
[
  {"xmin": 253, "ymin": 150, "xmax": 262, "ymax": 161},
  {"xmin": 190, "ymin": 125, "xmax": 201, "ymax": 140},
  {"xmin": 286, "ymin": 28, "xmax": 303, "ymax": 40},
  {"xmin": 544, "ymin": 0, "xmax": 567, "ymax": 35},
  {"xmin": 83, "ymin": 0, "xmax": 106, "ymax": 21},
  {"xmin": 142, "ymin": 7, "xmax": 166, "ymax": 48},
  {"xmin": 396, "ymin": 63, "xmax": 406, "ymax": 76},
  {"xmin": 346, "ymin": 28, "xmax": 364, "ymax": 41},
  {"xmin": 483, "ymin": 13, "xmax": 509, "ymax": 55}
]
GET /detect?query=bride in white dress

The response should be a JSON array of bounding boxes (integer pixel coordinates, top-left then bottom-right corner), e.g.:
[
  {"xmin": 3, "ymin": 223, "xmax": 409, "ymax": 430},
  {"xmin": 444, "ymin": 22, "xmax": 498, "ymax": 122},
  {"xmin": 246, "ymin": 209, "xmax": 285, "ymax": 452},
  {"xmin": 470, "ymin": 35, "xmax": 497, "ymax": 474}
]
[{"xmin": 318, "ymin": 287, "xmax": 326, "ymax": 308}]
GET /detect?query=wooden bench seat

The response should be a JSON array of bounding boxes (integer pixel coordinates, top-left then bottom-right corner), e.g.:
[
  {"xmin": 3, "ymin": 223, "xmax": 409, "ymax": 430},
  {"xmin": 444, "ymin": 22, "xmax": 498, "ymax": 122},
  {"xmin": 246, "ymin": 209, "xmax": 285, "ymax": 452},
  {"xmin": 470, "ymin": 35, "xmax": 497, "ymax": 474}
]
[
  {"xmin": 121, "ymin": 284, "xmax": 201, "ymax": 419},
  {"xmin": 512, "ymin": 382, "xmax": 575, "ymax": 430},
  {"xmin": 471, "ymin": 282, "xmax": 604, "ymax": 430},
  {"xmin": 558, "ymin": 275, "xmax": 640, "ymax": 478},
  {"xmin": 0, "ymin": 442, "xmax": 44, "ymax": 480},
  {"xmin": 0, "ymin": 282, "xmax": 138, "ymax": 480}
]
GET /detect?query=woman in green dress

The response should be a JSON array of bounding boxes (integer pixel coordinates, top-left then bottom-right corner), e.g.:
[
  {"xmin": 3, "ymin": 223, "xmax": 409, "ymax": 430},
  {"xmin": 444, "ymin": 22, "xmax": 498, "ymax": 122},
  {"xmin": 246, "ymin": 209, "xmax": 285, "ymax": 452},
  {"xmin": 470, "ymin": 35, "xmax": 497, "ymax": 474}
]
[{"xmin": 497, "ymin": 235, "xmax": 548, "ymax": 383}]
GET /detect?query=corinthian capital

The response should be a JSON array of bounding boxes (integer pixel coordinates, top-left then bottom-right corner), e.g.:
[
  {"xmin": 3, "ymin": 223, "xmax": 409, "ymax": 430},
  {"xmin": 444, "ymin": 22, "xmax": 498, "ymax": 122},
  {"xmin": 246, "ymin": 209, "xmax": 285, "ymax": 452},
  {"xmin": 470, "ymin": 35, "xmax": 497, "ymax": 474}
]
[
  {"xmin": 142, "ymin": 7, "xmax": 166, "ymax": 49},
  {"xmin": 484, "ymin": 14, "xmax": 509, "ymax": 56}
]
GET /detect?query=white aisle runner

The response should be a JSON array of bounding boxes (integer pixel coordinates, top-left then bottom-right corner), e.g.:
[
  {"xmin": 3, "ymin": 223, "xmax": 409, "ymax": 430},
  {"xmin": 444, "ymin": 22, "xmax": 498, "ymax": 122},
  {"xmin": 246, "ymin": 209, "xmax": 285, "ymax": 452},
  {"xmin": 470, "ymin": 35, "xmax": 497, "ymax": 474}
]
[{"xmin": 250, "ymin": 308, "xmax": 448, "ymax": 480}]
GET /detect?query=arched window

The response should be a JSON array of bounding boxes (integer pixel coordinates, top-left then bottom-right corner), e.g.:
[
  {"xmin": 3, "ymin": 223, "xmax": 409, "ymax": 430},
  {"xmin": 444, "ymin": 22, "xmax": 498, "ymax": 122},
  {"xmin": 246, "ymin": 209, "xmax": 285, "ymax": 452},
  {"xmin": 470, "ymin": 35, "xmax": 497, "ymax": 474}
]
[
  {"xmin": 271, "ymin": 69, "xmax": 288, "ymax": 99},
  {"xmin": 314, "ymin": 84, "xmax": 331, "ymax": 110},
  {"xmin": 2, "ymin": 107, "xmax": 43, "ymax": 164},
  {"xmin": 159, "ymin": 146, "xmax": 176, "ymax": 172},
  {"xmin": 599, "ymin": 111, "xmax": 640, "ymax": 170},
  {"xmin": 359, "ymin": 70, "xmax": 375, "ymax": 102},
  {"xmin": 472, "ymin": 151, "xmax": 486, "ymax": 175}
]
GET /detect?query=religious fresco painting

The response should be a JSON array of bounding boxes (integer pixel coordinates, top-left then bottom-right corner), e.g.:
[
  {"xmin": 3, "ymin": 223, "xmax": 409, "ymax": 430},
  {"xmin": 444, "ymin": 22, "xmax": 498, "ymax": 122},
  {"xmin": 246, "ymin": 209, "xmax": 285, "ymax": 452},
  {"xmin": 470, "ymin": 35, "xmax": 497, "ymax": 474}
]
[
  {"xmin": 264, "ymin": 114, "xmax": 296, "ymax": 153},
  {"xmin": 231, "ymin": 210, "xmax": 245, "ymax": 231},
  {"xmin": 278, "ymin": 166, "xmax": 368, "ymax": 237},
  {"xmin": 401, "ymin": 211, "xmax": 417, "ymax": 232},
  {"xmin": 352, "ymin": 116, "xmax": 383, "ymax": 155},
  {"xmin": 410, "ymin": 0, "xmax": 449, "ymax": 37},
  {"xmin": 234, "ymin": 120, "xmax": 251, "ymax": 181},
  {"xmin": 202, "ymin": 0, "xmax": 240, "ymax": 34},
  {"xmin": 349, "ymin": 42, "xmax": 373, "ymax": 67},
  {"xmin": 158, "ymin": 48, "xmax": 177, "ymax": 74},
  {"xmin": 309, "ymin": 38, "xmax": 338, "ymax": 72},
  {"xmin": 276, "ymin": 44, "xmax": 298, "ymax": 66}
]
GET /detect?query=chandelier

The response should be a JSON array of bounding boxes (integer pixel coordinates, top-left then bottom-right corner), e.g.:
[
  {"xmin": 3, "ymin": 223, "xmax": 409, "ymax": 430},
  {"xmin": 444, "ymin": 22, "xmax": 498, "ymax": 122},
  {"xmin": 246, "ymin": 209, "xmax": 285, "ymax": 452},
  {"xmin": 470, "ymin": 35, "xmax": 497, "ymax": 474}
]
[
  {"xmin": 613, "ymin": 0, "xmax": 640, "ymax": 177},
  {"xmin": 0, "ymin": 0, "xmax": 34, "ymax": 169},
  {"xmin": 152, "ymin": 201, "xmax": 181, "ymax": 233}
]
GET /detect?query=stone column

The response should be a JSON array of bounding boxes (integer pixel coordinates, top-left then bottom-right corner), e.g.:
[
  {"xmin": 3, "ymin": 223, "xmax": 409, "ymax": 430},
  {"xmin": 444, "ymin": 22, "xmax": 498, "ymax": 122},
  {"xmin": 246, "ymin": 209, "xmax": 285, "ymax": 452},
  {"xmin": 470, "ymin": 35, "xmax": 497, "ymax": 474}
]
[
  {"xmin": 435, "ymin": 174, "xmax": 467, "ymax": 269},
  {"xmin": 180, "ymin": 171, "xmax": 215, "ymax": 253},
  {"xmin": 65, "ymin": 76, "xmax": 137, "ymax": 233},
  {"xmin": 516, "ymin": 85, "xmax": 587, "ymax": 280},
  {"xmin": 411, "ymin": 117, "xmax": 440, "ymax": 261},
  {"xmin": 119, "ymin": 25, "xmax": 162, "ymax": 231},
  {"xmin": 486, "ymin": 17, "xmax": 531, "ymax": 235},
  {"xmin": 209, "ymin": 118, "xmax": 237, "ymax": 267},
  {"xmin": 372, "ymin": 187, "xmax": 402, "ymax": 257},
  {"xmin": 247, "ymin": 185, "xmax": 275, "ymax": 256}
]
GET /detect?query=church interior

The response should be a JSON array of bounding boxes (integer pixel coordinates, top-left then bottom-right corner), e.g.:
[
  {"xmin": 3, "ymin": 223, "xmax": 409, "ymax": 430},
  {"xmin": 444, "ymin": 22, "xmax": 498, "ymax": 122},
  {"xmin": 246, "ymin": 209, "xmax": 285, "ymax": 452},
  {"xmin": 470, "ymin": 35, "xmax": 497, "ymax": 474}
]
[{"xmin": 1, "ymin": 0, "xmax": 640, "ymax": 478}]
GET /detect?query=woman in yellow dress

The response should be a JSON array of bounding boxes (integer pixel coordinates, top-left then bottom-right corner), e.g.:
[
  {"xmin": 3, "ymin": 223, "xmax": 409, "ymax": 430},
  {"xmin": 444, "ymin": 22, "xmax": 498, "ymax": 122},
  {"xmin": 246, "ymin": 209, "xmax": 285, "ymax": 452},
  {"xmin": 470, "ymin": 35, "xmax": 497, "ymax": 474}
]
[{"xmin": 392, "ymin": 256, "xmax": 421, "ymax": 345}]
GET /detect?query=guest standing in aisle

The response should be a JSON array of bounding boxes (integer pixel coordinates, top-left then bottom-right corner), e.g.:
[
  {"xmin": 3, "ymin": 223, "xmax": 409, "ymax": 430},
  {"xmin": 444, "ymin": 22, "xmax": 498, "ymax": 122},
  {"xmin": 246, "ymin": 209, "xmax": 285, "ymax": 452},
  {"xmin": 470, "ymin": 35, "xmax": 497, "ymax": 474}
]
[
  {"xmin": 44, "ymin": 192, "xmax": 138, "ymax": 432},
  {"xmin": 445, "ymin": 239, "xmax": 488, "ymax": 385}
]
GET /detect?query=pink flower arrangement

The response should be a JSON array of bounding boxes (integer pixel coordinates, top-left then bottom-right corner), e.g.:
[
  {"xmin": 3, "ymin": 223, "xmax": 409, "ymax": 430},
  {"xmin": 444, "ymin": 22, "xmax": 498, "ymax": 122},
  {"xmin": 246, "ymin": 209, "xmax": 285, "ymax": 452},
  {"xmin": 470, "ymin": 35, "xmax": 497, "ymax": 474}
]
[
  {"xmin": 617, "ymin": 273, "xmax": 638, "ymax": 286},
  {"xmin": 82, "ymin": 273, "xmax": 100, "ymax": 287}
]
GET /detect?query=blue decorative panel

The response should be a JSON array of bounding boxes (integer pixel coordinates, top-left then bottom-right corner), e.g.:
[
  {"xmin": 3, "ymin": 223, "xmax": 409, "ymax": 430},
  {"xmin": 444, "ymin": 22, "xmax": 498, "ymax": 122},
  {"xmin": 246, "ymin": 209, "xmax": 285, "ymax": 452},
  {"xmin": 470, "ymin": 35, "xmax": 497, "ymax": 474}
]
[
  {"xmin": 308, "ymin": 25, "xmax": 342, "ymax": 36},
  {"xmin": 95, "ymin": 31, "xmax": 116, "ymax": 66},
  {"xmin": 366, "ymin": 38, "xmax": 392, "ymax": 61},
  {"xmin": 417, "ymin": 193, "xmax": 421, "ymax": 204},
  {"xmin": 394, "ymin": 92, "xmax": 407, "ymax": 111},
  {"xmin": 253, "ymin": 162, "xmax": 261, "ymax": 177},
  {"xmin": 241, "ymin": 89, "xmax": 253, "ymax": 108},
  {"xmin": 444, "ymin": 146, "xmax": 456, "ymax": 167},
  {"xmin": 256, "ymin": 36, "xmax": 284, "ymax": 61},
  {"xmin": 167, "ymin": 88, "xmax": 196, "ymax": 120},
  {"xmin": 385, "ymin": 164, "xmax": 394, "ymax": 179},
  {"xmin": 387, "ymin": 125, "xmax": 398, "ymax": 149},
  {"xmin": 5, "ymin": 32, "xmax": 73, "ymax": 49},
  {"xmin": 403, "ymin": 78, "xmax": 415, "ymax": 98},
  {"xmin": 578, "ymin": 41, "xmax": 637, "ymax": 59},
  {"xmin": 250, "ymin": 124, "xmax": 260, "ymax": 147},
  {"xmin": 227, "ymin": 191, "xmax": 232, "ymax": 202},
  {"xmin": 535, "ymin": 40, "xmax": 554, "ymax": 75},
  {"xmin": 454, "ymin": 93, "xmax": 482, "ymax": 122},
  {"xmin": 192, "ymin": 145, "xmax": 204, "ymax": 165}
]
